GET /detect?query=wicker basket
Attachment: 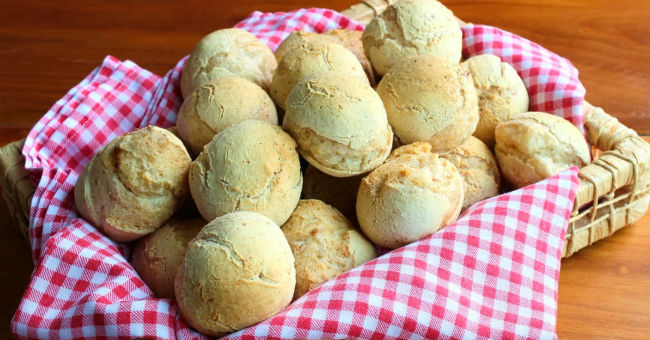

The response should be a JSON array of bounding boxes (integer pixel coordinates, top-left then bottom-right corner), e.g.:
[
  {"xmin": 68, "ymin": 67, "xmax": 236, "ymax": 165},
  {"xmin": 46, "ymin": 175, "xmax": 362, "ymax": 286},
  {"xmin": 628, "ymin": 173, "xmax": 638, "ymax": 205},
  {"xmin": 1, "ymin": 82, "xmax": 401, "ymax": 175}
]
[{"xmin": 1, "ymin": 0, "xmax": 649, "ymax": 258}]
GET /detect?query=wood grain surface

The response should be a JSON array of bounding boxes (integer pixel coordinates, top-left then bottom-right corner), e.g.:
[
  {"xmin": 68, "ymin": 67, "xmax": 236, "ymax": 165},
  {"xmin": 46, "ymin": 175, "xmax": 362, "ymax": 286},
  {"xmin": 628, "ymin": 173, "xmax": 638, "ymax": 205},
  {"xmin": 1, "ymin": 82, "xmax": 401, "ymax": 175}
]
[{"xmin": 0, "ymin": 0, "xmax": 648, "ymax": 339}]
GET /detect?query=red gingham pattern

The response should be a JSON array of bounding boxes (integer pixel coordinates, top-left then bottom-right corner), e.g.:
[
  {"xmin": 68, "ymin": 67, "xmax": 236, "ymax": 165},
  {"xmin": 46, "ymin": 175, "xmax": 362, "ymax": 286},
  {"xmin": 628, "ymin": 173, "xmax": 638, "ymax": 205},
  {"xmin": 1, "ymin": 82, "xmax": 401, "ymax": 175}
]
[
  {"xmin": 12, "ymin": 8, "xmax": 584, "ymax": 340},
  {"xmin": 224, "ymin": 168, "xmax": 578, "ymax": 340}
]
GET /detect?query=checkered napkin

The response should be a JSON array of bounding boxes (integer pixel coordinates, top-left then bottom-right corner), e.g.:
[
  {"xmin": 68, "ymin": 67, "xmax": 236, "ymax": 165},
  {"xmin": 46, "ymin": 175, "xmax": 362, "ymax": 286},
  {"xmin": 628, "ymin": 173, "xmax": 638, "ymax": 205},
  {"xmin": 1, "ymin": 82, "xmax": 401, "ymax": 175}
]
[{"xmin": 12, "ymin": 7, "xmax": 585, "ymax": 340}]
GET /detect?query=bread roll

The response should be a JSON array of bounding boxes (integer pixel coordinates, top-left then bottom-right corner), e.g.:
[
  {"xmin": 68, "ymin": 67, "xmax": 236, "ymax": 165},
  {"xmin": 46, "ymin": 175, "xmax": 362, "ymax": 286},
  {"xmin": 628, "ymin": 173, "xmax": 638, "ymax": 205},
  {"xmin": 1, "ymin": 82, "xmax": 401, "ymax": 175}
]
[
  {"xmin": 175, "ymin": 212, "xmax": 295, "ymax": 337},
  {"xmin": 282, "ymin": 199, "xmax": 376, "ymax": 299},
  {"xmin": 495, "ymin": 112, "xmax": 590, "ymax": 188},
  {"xmin": 189, "ymin": 119, "xmax": 302, "ymax": 225},
  {"xmin": 357, "ymin": 142, "xmax": 464, "ymax": 249},
  {"xmin": 376, "ymin": 55, "xmax": 479, "ymax": 153},
  {"xmin": 180, "ymin": 28, "xmax": 276, "ymax": 98},
  {"xmin": 177, "ymin": 77, "xmax": 278, "ymax": 154},
  {"xmin": 362, "ymin": 0, "xmax": 462, "ymax": 76},
  {"xmin": 75, "ymin": 126, "xmax": 191, "ymax": 242},
  {"xmin": 275, "ymin": 30, "xmax": 376, "ymax": 86},
  {"xmin": 283, "ymin": 71, "xmax": 393, "ymax": 177},
  {"xmin": 441, "ymin": 136, "xmax": 500, "ymax": 210},
  {"xmin": 462, "ymin": 54, "xmax": 529, "ymax": 148},
  {"xmin": 270, "ymin": 40, "xmax": 367, "ymax": 110},
  {"xmin": 131, "ymin": 218, "xmax": 204, "ymax": 298},
  {"xmin": 302, "ymin": 165, "xmax": 363, "ymax": 221}
]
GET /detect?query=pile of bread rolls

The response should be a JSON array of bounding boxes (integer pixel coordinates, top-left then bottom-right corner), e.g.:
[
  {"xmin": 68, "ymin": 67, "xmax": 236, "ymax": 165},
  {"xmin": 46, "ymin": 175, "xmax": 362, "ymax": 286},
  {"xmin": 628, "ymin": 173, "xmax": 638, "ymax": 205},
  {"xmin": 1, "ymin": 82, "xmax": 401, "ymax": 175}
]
[{"xmin": 73, "ymin": 0, "xmax": 590, "ymax": 336}]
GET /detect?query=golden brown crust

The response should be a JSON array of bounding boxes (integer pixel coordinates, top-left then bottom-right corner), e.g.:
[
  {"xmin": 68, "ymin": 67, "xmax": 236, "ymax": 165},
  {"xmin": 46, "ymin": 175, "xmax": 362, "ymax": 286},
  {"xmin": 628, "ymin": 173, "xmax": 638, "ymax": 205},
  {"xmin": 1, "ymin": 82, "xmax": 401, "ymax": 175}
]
[
  {"xmin": 462, "ymin": 54, "xmax": 529, "ymax": 148},
  {"xmin": 441, "ymin": 136, "xmax": 500, "ymax": 210},
  {"xmin": 270, "ymin": 40, "xmax": 368, "ymax": 110},
  {"xmin": 322, "ymin": 29, "xmax": 376, "ymax": 86},
  {"xmin": 74, "ymin": 126, "xmax": 191, "ymax": 242},
  {"xmin": 188, "ymin": 120, "xmax": 302, "ymax": 225},
  {"xmin": 274, "ymin": 30, "xmax": 375, "ymax": 86},
  {"xmin": 131, "ymin": 218, "xmax": 205, "ymax": 298},
  {"xmin": 495, "ymin": 111, "xmax": 590, "ymax": 188},
  {"xmin": 376, "ymin": 55, "xmax": 479, "ymax": 153},
  {"xmin": 361, "ymin": 0, "xmax": 462, "ymax": 76},
  {"xmin": 180, "ymin": 28, "xmax": 277, "ymax": 98},
  {"xmin": 357, "ymin": 142, "xmax": 464, "ymax": 249},
  {"xmin": 175, "ymin": 212, "xmax": 295, "ymax": 337},
  {"xmin": 177, "ymin": 77, "xmax": 278, "ymax": 154},
  {"xmin": 283, "ymin": 71, "xmax": 393, "ymax": 177},
  {"xmin": 282, "ymin": 199, "xmax": 376, "ymax": 299}
]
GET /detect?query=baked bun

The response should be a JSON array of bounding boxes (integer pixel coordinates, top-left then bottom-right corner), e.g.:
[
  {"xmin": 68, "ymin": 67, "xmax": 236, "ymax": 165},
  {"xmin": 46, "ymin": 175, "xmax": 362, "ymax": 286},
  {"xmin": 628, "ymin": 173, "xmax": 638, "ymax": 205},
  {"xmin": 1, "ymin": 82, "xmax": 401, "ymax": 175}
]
[
  {"xmin": 175, "ymin": 212, "xmax": 295, "ymax": 337},
  {"xmin": 177, "ymin": 77, "xmax": 278, "ymax": 154},
  {"xmin": 362, "ymin": 0, "xmax": 462, "ymax": 76},
  {"xmin": 180, "ymin": 28, "xmax": 276, "ymax": 98},
  {"xmin": 376, "ymin": 55, "xmax": 478, "ymax": 153},
  {"xmin": 270, "ymin": 40, "xmax": 367, "ymax": 110},
  {"xmin": 275, "ymin": 30, "xmax": 376, "ymax": 86},
  {"xmin": 282, "ymin": 199, "xmax": 376, "ymax": 299},
  {"xmin": 189, "ymin": 119, "xmax": 302, "ymax": 225},
  {"xmin": 302, "ymin": 165, "xmax": 363, "ymax": 221},
  {"xmin": 462, "ymin": 54, "xmax": 529, "ymax": 148},
  {"xmin": 441, "ymin": 136, "xmax": 500, "ymax": 210},
  {"xmin": 283, "ymin": 71, "xmax": 393, "ymax": 177},
  {"xmin": 495, "ymin": 112, "xmax": 590, "ymax": 188},
  {"xmin": 357, "ymin": 142, "xmax": 464, "ymax": 249},
  {"xmin": 131, "ymin": 218, "xmax": 204, "ymax": 298},
  {"xmin": 75, "ymin": 126, "xmax": 191, "ymax": 242}
]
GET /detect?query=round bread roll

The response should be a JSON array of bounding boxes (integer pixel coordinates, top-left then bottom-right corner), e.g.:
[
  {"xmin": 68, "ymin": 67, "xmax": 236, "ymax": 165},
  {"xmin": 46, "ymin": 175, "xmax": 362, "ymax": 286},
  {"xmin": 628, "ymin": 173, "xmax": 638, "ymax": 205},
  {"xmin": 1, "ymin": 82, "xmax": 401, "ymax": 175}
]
[
  {"xmin": 275, "ymin": 30, "xmax": 376, "ymax": 86},
  {"xmin": 495, "ymin": 111, "xmax": 590, "ymax": 188},
  {"xmin": 189, "ymin": 119, "xmax": 302, "ymax": 225},
  {"xmin": 302, "ymin": 165, "xmax": 363, "ymax": 221},
  {"xmin": 283, "ymin": 71, "xmax": 393, "ymax": 177},
  {"xmin": 376, "ymin": 55, "xmax": 479, "ymax": 153},
  {"xmin": 75, "ymin": 126, "xmax": 191, "ymax": 242},
  {"xmin": 357, "ymin": 142, "xmax": 464, "ymax": 249},
  {"xmin": 177, "ymin": 77, "xmax": 278, "ymax": 154},
  {"xmin": 175, "ymin": 212, "xmax": 295, "ymax": 337},
  {"xmin": 131, "ymin": 218, "xmax": 204, "ymax": 298},
  {"xmin": 361, "ymin": 0, "xmax": 462, "ymax": 76},
  {"xmin": 462, "ymin": 54, "xmax": 529, "ymax": 148},
  {"xmin": 270, "ymin": 40, "xmax": 367, "ymax": 110},
  {"xmin": 180, "ymin": 28, "xmax": 276, "ymax": 98},
  {"xmin": 282, "ymin": 199, "xmax": 376, "ymax": 299},
  {"xmin": 441, "ymin": 136, "xmax": 500, "ymax": 210}
]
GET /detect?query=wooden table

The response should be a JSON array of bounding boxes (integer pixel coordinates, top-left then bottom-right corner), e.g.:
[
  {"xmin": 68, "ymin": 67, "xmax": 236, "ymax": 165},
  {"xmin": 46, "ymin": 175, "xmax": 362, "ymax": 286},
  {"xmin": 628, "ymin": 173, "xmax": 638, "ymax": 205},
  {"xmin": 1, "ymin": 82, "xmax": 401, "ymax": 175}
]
[{"xmin": 0, "ymin": 0, "xmax": 648, "ymax": 339}]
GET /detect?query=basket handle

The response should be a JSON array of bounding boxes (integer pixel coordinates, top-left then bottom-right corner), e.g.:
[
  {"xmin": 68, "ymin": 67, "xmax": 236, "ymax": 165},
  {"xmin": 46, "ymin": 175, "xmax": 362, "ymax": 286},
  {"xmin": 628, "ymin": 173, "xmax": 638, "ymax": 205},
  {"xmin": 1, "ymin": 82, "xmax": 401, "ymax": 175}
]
[
  {"xmin": 0, "ymin": 139, "xmax": 32, "ymax": 240},
  {"xmin": 575, "ymin": 102, "xmax": 650, "ymax": 208},
  {"xmin": 340, "ymin": 0, "xmax": 399, "ymax": 25}
]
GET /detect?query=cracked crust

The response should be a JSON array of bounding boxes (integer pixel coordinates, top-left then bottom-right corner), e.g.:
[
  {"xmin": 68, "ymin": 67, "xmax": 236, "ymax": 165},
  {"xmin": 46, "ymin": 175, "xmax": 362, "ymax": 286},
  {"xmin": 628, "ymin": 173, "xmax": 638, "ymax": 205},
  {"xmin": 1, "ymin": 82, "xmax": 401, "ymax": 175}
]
[
  {"xmin": 357, "ymin": 142, "xmax": 464, "ymax": 249},
  {"xmin": 270, "ymin": 40, "xmax": 368, "ymax": 110},
  {"xmin": 494, "ymin": 111, "xmax": 590, "ymax": 188},
  {"xmin": 180, "ymin": 28, "xmax": 277, "ymax": 98},
  {"xmin": 282, "ymin": 199, "xmax": 376, "ymax": 299},
  {"xmin": 361, "ymin": 0, "xmax": 462, "ymax": 76},
  {"xmin": 275, "ymin": 30, "xmax": 376, "ymax": 86},
  {"xmin": 441, "ymin": 136, "xmax": 500, "ymax": 210},
  {"xmin": 177, "ymin": 77, "xmax": 278, "ymax": 154},
  {"xmin": 376, "ymin": 55, "xmax": 478, "ymax": 153},
  {"xmin": 175, "ymin": 212, "xmax": 295, "ymax": 337},
  {"xmin": 283, "ymin": 71, "xmax": 393, "ymax": 177},
  {"xmin": 74, "ymin": 126, "xmax": 191, "ymax": 242},
  {"xmin": 131, "ymin": 218, "xmax": 205, "ymax": 298},
  {"xmin": 188, "ymin": 120, "xmax": 302, "ymax": 225},
  {"xmin": 462, "ymin": 54, "xmax": 529, "ymax": 148}
]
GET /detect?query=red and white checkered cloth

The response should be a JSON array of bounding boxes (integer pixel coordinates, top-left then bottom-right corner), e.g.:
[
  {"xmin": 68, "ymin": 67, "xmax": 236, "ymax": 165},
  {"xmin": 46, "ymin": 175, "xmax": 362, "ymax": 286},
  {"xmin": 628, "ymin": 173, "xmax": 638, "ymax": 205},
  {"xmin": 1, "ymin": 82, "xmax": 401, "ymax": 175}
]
[{"xmin": 12, "ymin": 7, "xmax": 585, "ymax": 340}]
